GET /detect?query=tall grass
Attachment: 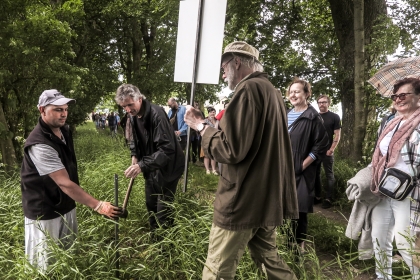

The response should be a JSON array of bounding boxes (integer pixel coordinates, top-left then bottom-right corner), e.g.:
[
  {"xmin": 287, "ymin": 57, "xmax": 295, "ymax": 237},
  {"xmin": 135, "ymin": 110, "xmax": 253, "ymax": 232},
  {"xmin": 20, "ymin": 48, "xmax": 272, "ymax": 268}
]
[{"xmin": 0, "ymin": 122, "xmax": 407, "ymax": 279}]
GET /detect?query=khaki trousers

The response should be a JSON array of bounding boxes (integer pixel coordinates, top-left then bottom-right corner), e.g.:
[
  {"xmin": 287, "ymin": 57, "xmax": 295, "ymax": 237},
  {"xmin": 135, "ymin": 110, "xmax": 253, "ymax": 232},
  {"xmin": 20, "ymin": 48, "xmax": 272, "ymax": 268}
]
[{"xmin": 202, "ymin": 224, "xmax": 297, "ymax": 280}]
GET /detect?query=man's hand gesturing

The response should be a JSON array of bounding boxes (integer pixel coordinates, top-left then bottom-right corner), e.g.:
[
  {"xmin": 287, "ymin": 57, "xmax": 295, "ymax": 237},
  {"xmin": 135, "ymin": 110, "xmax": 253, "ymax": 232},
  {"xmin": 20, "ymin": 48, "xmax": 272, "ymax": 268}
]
[{"xmin": 184, "ymin": 105, "xmax": 205, "ymax": 131}]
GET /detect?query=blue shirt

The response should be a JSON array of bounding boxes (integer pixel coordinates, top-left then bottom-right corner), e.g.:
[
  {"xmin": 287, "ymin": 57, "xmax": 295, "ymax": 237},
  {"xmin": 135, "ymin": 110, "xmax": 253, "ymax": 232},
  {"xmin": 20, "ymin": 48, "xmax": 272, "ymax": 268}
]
[{"xmin": 167, "ymin": 105, "xmax": 188, "ymax": 136}]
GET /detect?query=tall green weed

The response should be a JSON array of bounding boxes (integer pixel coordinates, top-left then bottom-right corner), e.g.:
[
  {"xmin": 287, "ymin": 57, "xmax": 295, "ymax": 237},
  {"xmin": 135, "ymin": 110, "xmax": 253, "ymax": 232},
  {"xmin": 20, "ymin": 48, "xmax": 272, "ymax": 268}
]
[{"xmin": 0, "ymin": 122, "xmax": 387, "ymax": 279}]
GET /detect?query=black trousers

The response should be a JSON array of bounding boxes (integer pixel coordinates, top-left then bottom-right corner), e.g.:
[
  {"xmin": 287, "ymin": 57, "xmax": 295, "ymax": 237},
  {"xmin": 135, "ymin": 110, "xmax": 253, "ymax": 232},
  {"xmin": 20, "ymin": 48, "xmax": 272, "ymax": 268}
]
[
  {"xmin": 314, "ymin": 155, "xmax": 335, "ymax": 200},
  {"xmin": 190, "ymin": 136, "xmax": 201, "ymax": 162},
  {"xmin": 144, "ymin": 176, "xmax": 179, "ymax": 230},
  {"xmin": 291, "ymin": 212, "xmax": 308, "ymax": 244},
  {"xmin": 179, "ymin": 135, "xmax": 187, "ymax": 151}
]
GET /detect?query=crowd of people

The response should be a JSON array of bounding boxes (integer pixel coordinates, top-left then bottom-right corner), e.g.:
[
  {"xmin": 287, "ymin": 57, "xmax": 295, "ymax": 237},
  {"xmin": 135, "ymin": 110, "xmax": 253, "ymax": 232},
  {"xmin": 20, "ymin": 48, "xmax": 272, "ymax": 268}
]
[
  {"xmin": 19, "ymin": 40, "xmax": 420, "ymax": 280},
  {"xmin": 92, "ymin": 111, "xmax": 121, "ymax": 136}
]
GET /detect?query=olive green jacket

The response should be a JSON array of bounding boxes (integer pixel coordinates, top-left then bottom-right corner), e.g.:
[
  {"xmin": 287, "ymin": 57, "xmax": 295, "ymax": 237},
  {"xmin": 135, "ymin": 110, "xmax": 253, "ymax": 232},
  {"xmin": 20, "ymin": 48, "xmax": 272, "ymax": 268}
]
[{"xmin": 202, "ymin": 72, "xmax": 299, "ymax": 230}]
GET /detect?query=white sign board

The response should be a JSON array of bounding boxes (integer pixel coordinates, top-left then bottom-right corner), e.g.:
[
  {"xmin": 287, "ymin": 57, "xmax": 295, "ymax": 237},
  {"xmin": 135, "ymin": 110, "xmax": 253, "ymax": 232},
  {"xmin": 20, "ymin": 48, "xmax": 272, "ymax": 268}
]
[{"xmin": 174, "ymin": 0, "xmax": 227, "ymax": 84}]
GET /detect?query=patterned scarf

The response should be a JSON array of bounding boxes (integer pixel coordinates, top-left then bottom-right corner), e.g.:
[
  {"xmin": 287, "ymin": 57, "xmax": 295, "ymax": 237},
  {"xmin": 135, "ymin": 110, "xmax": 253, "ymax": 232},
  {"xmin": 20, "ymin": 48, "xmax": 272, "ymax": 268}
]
[{"xmin": 371, "ymin": 106, "xmax": 420, "ymax": 193}]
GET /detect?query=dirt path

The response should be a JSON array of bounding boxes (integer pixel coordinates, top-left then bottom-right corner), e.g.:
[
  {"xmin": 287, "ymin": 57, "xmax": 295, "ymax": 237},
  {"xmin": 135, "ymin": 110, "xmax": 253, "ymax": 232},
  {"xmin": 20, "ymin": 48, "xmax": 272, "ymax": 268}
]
[
  {"xmin": 312, "ymin": 204, "xmax": 376, "ymax": 280},
  {"xmin": 313, "ymin": 204, "xmax": 349, "ymax": 225}
]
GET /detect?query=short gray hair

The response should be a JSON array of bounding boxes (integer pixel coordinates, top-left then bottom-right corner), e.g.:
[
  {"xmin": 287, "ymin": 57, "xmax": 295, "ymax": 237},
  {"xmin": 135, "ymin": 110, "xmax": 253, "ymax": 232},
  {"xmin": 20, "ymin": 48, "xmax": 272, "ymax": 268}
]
[
  {"xmin": 115, "ymin": 84, "xmax": 146, "ymax": 103},
  {"xmin": 234, "ymin": 54, "xmax": 264, "ymax": 72}
]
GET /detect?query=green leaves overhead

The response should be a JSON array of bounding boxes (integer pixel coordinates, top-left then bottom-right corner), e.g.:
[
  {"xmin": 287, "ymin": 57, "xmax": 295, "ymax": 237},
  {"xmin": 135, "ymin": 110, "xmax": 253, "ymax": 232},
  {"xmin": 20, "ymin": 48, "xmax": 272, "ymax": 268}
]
[{"xmin": 1, "ymin": 0, "xmax": 420, "ymax": 167}]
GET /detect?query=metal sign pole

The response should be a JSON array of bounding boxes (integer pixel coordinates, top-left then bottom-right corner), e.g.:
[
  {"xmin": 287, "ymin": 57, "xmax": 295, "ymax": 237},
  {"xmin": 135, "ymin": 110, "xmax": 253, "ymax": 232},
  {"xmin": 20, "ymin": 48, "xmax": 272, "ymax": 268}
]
[{"xmin": 182, "ymin": 0, "xmax": 204, "ymax": 192}]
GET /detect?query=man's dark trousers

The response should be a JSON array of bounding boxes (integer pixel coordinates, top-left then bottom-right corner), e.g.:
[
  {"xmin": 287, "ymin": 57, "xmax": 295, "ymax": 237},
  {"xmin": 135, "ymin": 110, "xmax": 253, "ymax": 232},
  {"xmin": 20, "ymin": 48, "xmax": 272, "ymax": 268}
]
[
  {"xmin": 179, "ymin": 135, "xmax": 187, "ymax": 151},
  {"xmin": 314, "ymin": 155, "xmax": 335, "ymax": 200},
  {"xmin": 190, "ymin": 135, "xmax": 201, "ymax": 162},
  {"xmin": 144, "ymin": 176, "xmax": 179, "ymax": 230}
]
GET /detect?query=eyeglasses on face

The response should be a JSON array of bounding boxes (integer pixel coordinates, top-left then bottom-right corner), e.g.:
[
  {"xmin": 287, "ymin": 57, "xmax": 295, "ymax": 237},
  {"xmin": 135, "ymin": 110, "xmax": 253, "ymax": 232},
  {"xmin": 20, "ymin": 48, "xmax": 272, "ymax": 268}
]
[
  {"xmin": 318, "ymin": 101, "xmax": 328, "ymax": 104},
  {"xmin": 390, "ymin": 92, "xmax": 413, "ymax": 101},
  {"xmin": 221, "ymin": 57, "xmax": 234, "ymax": 74}
]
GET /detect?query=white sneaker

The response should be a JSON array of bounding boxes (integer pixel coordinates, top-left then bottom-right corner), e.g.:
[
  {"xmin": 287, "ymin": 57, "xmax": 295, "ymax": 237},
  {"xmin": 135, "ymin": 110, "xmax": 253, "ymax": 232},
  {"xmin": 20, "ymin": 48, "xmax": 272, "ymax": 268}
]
[{"xmin": 206, "ymin": 170, "xmax": 211, "ymax": 175}]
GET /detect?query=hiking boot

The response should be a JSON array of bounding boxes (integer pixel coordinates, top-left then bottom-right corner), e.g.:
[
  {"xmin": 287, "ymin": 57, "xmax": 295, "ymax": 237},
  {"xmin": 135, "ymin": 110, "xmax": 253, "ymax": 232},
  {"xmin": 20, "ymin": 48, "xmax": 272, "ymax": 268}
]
[{"xmin": 322, "ymin": 199, "xmax": 332, "ymax": 209}]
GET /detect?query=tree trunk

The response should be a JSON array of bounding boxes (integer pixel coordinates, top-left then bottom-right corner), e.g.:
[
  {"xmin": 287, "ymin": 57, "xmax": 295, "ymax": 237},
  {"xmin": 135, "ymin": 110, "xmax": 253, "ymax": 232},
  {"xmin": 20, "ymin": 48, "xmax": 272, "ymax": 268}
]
[
  {"xmin": 0, "ymin": 101, "xmax": 18, "ymax": 173},
  {"xmin": 130, "ymin": 17, "xmax": 143, "ymax": 86},
  {"xmin": 328, "ymin": 0, "xmax": 356, "ymax": 160},
  {"xmin": 353, "ymin": 0, "xmax": 365, "ymax": 162},
  {"xmin": 328, "ymin": 0, "xmax": 386, "ymax": 163}
]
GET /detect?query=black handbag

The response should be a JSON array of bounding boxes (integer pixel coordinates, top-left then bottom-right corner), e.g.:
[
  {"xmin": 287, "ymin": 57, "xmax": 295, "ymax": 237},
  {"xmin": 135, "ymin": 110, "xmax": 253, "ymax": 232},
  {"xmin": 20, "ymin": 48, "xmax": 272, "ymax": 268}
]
[
  {"xmin": 377, "ymin": 121, "xmax": 416, "ymax": 200},
  {"xmin": 378, "ymin": 167, "xmax": 415, "ymax": 200}
]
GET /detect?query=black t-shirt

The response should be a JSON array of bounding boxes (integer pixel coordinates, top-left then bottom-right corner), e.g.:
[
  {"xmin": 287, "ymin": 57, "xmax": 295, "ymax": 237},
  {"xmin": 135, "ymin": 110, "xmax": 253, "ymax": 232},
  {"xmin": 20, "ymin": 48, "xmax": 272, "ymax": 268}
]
[{"xmin": 320, "ymin": 111, "xmax": 341, "ymax": 149}]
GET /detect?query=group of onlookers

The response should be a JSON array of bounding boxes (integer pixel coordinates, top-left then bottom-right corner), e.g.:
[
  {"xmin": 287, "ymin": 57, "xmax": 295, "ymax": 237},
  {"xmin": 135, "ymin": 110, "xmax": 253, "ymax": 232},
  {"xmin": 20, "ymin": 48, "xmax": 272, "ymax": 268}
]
[
  {"xmin": 167, "ymin": 98, "xmax": 227, "ymax": 176},
  {"xmin": 92, "ymin": 111, "xmax": 120, "ymax": 134},
  {"xmin": 20, "ymin": 40, "xmax": 420, "ymax": 280}
]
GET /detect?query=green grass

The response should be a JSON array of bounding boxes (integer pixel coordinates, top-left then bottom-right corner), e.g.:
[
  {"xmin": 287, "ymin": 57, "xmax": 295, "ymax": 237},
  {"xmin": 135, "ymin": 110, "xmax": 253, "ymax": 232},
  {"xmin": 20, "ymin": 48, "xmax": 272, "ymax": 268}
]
[{"xmin": 0, "ymin": 122, "xmax": 412, "ymax": 279}]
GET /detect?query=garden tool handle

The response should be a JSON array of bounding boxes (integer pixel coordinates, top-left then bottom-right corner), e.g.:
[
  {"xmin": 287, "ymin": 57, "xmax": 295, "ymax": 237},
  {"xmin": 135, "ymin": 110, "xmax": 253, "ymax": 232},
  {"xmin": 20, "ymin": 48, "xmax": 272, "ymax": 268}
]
[{"xmin": 122, "ymin": 177, "xmax": 135, "ymax": 210}]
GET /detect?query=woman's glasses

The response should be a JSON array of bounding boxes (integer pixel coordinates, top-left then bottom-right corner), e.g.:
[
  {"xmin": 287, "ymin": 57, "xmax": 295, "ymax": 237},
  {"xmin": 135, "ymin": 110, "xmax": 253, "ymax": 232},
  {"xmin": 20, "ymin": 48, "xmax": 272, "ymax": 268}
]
[{"xmin": 390, "ymin": 92, "xmax": 412, "ymax": 101}]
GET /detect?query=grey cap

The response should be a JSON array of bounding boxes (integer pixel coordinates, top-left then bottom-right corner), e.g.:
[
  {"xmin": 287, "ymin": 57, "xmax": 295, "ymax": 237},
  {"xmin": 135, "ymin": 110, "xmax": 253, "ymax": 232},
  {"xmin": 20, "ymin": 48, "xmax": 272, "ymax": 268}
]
[{"xmin": 37, "ymin": 89, "xmax": 75, "ymax": 108}]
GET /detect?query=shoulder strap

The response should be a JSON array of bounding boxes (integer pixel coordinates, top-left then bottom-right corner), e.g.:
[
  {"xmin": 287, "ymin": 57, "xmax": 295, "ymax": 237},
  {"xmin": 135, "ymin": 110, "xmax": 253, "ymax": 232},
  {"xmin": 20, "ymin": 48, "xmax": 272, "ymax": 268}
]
[
  {"xmin": 385, "ymin": 120, "xmax": 402, "ymax": 166},
  {"xmin": 388, "ymin": 121, "xmax": 417, "ymax": 177}
]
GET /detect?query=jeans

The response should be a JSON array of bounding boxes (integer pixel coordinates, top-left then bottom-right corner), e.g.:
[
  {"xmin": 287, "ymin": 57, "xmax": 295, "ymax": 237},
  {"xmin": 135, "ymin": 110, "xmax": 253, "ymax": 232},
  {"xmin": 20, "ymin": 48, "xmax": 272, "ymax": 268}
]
[
  {"xmin": 371, "ymin": 197, "xmax": 419, "ymax": 279},
  {"xmin": 202, "ymin": 224, "xmax": 297, "ymax": 280},
  {"xmin": 314, "ymin": 155, "xmax": 335, "ymax": 200}
]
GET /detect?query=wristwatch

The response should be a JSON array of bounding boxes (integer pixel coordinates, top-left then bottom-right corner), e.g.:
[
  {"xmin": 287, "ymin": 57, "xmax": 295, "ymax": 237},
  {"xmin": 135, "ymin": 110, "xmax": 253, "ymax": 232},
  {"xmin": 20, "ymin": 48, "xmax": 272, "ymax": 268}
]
[{"xmin": 197, "ymin": 123, "xmax": 207, "ymax": 133}]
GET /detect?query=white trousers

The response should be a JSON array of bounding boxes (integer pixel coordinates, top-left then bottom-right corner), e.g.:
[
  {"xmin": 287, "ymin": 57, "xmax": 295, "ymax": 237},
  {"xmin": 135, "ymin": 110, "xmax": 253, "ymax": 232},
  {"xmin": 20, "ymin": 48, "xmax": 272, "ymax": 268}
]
[
  {"xmin": 25, "ymin": 209, "xmax": 78, "ymax": 271},
  {"xmin": 371, "ymin": 197, "xmax": 419, "ymax": 279}
]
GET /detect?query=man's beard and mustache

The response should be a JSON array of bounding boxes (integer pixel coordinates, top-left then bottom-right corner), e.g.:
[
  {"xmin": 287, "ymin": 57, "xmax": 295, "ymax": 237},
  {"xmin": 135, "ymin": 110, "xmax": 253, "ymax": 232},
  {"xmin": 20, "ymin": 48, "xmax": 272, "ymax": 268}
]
[{"xmin": 225, "ymin": 63, "xmax": 238, "ymax": 90}]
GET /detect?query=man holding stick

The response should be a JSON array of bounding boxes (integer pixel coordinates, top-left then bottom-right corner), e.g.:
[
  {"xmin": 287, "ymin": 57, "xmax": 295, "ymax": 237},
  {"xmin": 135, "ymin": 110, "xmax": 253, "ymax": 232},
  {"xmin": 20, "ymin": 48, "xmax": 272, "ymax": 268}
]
[{"xmin": 115, "ymin": 84, "xmax": 185, "ymax": 233}]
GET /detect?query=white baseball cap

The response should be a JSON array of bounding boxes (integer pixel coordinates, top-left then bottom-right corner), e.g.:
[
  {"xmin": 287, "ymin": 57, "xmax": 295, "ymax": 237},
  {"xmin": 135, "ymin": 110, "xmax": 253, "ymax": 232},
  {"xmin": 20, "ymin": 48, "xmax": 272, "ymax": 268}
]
[{"xmin": 37, "ymin": 89, "xmax": 75, "ymax": 108}]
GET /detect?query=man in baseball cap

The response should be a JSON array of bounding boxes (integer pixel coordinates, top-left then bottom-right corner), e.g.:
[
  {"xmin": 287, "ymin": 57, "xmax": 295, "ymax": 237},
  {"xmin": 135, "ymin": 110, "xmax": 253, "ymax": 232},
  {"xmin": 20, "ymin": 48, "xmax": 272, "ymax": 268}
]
[{"xmin": 21, "ymin": 89, "xmax": 122, "ymax": 271}]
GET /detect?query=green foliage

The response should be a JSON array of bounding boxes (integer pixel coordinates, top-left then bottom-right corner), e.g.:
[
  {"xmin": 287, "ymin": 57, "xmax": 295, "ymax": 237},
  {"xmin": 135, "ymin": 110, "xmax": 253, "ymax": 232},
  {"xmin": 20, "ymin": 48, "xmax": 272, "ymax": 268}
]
[
  {"xmin": 388, "ymin": 0, "xmax": 420, "ymax": 56},
  {"xmin": 366, "ymin": 15, "xmax": 400, "ymax": 67},
  {"xmin": 1, "ymin": 0, "xmax": 414, "ymax": 169},
  {"xmin": 0, "ymin": 0, "xmax": 120, "ymax": 164}
]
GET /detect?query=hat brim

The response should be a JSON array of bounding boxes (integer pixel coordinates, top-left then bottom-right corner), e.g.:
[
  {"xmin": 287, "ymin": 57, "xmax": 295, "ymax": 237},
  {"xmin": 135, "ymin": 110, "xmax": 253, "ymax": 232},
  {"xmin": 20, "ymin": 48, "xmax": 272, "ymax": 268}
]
[
  {"xmin": 50, "ymin": 98, "xmax": 76, "ymax": 106},
  {"xmin": 221, "ymin": 51, "xmax": 259, "ymax": 63}
]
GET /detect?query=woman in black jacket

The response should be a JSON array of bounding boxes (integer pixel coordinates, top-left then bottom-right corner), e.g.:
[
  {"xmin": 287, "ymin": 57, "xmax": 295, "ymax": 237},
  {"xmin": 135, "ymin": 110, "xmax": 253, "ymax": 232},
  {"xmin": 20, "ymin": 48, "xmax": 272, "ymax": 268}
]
[{"xmin": 286, "ymin": 77, "xmax": 329, "ymax": 253}]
